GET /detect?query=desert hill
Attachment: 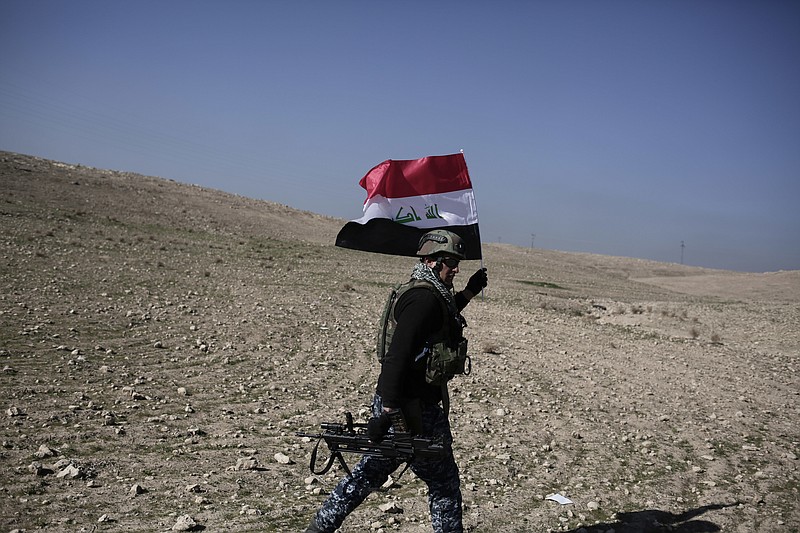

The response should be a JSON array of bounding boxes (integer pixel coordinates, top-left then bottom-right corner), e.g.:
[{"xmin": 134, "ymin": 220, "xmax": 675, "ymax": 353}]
[{"xmin": 1, "ymin": 151, "xmax": 798, "ymax": 532}]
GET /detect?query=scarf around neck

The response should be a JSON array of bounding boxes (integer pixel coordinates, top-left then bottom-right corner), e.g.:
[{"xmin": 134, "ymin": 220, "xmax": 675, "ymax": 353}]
[{"xmin": 410, "ymin": 262, "xmax": 467, "ymax": 328}]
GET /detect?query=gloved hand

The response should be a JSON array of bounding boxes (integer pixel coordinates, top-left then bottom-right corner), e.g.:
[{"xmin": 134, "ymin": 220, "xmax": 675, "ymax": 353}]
[
  {"xmin": 367, "ymin": 412, "xmax": 392, "ymax": 443},
  {"xmin": 466, "ymin": 267, "xmax": 488, "ymax": 295}
]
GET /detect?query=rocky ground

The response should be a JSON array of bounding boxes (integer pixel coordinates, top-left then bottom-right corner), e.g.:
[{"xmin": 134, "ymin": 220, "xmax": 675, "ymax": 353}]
[{"xmin": 1, "ymin": 151, "xmax": 798, "ymax": 532}]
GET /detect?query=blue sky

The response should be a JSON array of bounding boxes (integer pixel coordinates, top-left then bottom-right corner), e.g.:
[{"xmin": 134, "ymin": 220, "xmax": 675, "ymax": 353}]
[{"xmin": 2, "ymin": 1, "xmax": 798, "ymax": 272}]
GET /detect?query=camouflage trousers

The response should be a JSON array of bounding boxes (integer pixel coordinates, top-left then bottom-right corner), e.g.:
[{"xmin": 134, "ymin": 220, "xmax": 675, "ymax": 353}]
[{"xmin": 311, "ymin": 394, "xmax": 463, "ymax": 533}]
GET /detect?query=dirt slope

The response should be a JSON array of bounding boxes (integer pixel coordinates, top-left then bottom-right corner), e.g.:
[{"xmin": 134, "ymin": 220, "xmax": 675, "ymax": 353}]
[{"xmin": 1, "ymin": 151, "xmax": 798, "ymax": 532}]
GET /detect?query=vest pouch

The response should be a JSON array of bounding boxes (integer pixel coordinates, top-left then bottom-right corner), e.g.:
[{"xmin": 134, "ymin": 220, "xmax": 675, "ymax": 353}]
[{"xmin": 425, "ymin": 338, "xmax": 470, "ymax": 385}]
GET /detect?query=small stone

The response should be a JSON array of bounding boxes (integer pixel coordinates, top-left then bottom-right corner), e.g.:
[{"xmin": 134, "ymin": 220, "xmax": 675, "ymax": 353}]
[
  {"xmin": 587, "ymin": 501, "xmax": 600, "ymax": 511},
  {"xmin": 6, "ymin": 406, "xmax": 25, "ymax": 417},
  {"xmin": 171, "ymin": 514, "xmax": 197, "ymax": 531},
  {"xmin": 240, "ymin": 504, "xmax": 262, "ymax": 516},
  {"xmin": 379, "ymin": 501, "xmax": 403, "ymax": 514},
  {"xmin": 274, "ymin": 452, "xmax": 293, "ymax": 465},
  {"xmin": 56, "ymin": 464, "xmax": 83, "ymax": 479},
  {"xmin": 97, "ymin": 514, "xmax": 113, "ymax": 523},
  {"xmin": 130, "ymin": 484, "xmax": 147, "ymax": 496},
  {"xmin": 35, "ymin": 444, "xmax": 58, "ymax": 458},
  {"xmin": 177, "ymin": 387, "xmax": 188, "ymax": 396},
  {"xmin": 186, "ymin": 484, "xmax": 204, "ymax": 493},
  {"xmin": 235, "ymin": 457, "xmax": 259, "ymax": 471},
  {"xmin": 27, "ymin": 462, "xmax": 52, "ymax": 476},
  {"xmin": 53, "ymin": 458, "xmax": 71, "ymax": 469}
]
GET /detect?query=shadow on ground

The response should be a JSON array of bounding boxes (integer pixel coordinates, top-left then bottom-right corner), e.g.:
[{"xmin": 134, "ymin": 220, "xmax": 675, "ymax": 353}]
[{"xmin": 563, "ymin": 503, "xmax": 737, "ymax": 533}]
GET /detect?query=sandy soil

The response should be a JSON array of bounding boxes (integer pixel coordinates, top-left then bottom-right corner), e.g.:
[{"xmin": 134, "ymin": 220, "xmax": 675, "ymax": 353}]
[{"xmin": 1, "ymin": 151, "xmax": 798, "ymax": 532}]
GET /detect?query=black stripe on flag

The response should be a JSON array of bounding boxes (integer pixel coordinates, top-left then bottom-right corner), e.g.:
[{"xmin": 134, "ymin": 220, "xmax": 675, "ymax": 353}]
[{"xmin": 335, "ymin": 218, "xmax": 482, "ymax": 260}]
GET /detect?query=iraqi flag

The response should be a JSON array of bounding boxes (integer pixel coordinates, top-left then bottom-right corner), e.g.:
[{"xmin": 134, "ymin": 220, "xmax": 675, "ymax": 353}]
[{"xmin": 335, "ymin": 153, "xmax": 482, "ymax": 259}]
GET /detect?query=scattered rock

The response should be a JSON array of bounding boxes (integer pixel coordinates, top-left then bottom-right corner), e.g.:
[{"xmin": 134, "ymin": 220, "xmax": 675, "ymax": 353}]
[
  {"xmin": 171, "ymin": 514, "xmax": 198, "ymax": 531},
  {"xmin": 234, "ymin": 457, "xmax": 259, "ymax": 471},
  {"xmin": 6, "ymin": 407, "xmax": 25, "ymax": 417},
  {"xmin": 56, "ymin": 464, "xmax": 84, "ymax": 479},
  {"xmin": 239, "ymin": 504, "xmax": 262, "ymax": 516},
  {"xmin": 27, "ymin": 462, "xmax": 53, "ymax": 476},
  {"xmin": 34, "ymin": 444, "xmax": 58, "ymax": 458},
  {"xmin": 53, "ymin": 458, "xmax": 72, "ymax": 469},
  {"xmin": 102, "ymin": 411, "xmax": 117, "ymax": 426},
  {"xmin": 378, "ymin": 501, "xmax": 403, "ymax": 514},
  {"xmin": 274, "ymin": 452, "xmax": 294, "ymax": 465}
]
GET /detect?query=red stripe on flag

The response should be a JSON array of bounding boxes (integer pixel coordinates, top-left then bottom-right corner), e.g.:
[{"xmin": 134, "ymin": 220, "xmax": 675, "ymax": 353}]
[{"xmin": 359, "ymin": 153, "xmax": 472, "ymax": 201}]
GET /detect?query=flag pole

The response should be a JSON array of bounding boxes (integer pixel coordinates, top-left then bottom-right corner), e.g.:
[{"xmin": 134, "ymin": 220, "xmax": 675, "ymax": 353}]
[{"xmin": 461, "ymin": 149, "xmax": 485, "ymax": 300}]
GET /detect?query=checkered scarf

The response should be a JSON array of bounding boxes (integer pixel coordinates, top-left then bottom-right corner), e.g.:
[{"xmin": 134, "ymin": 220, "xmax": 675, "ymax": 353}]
[{"xmin": 410, "ymin": 262, "xmax": 467, "ymax": 328}]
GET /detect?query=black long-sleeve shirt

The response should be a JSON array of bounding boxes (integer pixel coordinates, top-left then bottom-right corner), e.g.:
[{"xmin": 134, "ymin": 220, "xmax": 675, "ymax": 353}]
[{"xmin": 376, "ymin": 287, "xmax": 469, "ymax": 409}]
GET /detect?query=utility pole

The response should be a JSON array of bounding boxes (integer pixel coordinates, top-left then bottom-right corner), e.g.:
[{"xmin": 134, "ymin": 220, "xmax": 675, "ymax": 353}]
[
  {"xmin": 531, "ymin": 233, "xmax": 535, "ymax": 249},
  {"xmin": 680, "ymin": 241, "xmax": 685, "ymax": 265}
]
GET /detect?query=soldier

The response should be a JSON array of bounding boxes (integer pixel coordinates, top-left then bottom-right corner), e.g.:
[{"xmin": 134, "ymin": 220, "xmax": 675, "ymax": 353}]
[{"xmin": 305, "ymin": 229, "xmax": 488, "ymax": 533}]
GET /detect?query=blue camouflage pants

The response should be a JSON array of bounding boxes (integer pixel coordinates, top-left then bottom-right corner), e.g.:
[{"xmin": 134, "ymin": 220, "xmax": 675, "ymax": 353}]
[{"xmin": 312, "ymin": 394, "xmax": 463, "ymax": 533}]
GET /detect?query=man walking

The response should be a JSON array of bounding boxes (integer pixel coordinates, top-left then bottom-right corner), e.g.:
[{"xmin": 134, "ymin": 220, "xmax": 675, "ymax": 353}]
[{"xmin": 305, "ymin": 229, "xmax": 488, "ymax": 532}]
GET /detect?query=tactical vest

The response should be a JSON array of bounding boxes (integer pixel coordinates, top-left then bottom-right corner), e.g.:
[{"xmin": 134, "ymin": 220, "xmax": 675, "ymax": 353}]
[{"xmin": 376, "ymin": 279, "xmax": 470, "ymax": 386}]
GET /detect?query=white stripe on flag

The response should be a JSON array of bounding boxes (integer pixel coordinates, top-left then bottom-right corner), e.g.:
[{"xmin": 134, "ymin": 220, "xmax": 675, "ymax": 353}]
[{"xmin": 355, "ymin": 189, "xmax": 479, "ymax": 229}]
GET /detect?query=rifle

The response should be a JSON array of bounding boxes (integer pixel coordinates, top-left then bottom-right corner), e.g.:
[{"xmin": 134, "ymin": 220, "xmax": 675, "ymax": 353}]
[{"xmin": 296, "ymin": 412, "xmax": 446, "ymax": 478}]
